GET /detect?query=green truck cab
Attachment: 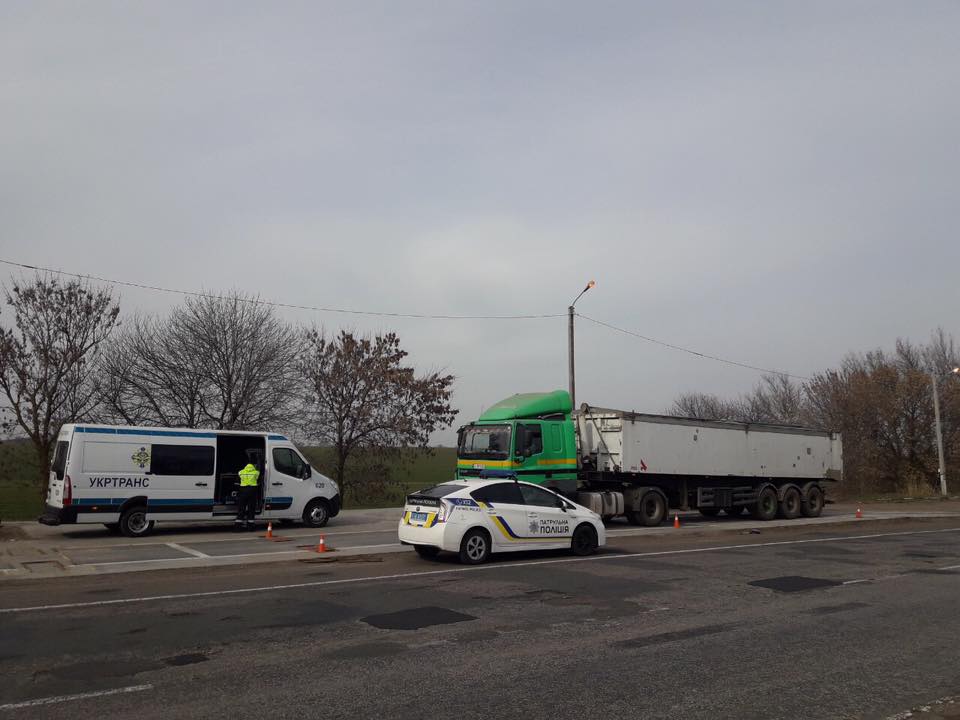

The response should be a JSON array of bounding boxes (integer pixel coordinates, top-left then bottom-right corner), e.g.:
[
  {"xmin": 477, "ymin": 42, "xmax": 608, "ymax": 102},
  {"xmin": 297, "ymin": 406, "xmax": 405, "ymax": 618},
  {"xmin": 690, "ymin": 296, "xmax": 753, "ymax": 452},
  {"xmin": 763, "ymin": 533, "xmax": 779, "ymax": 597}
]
[{"xmin": 456, "ymin": 390, "xmax": 579, "ymax": 494}]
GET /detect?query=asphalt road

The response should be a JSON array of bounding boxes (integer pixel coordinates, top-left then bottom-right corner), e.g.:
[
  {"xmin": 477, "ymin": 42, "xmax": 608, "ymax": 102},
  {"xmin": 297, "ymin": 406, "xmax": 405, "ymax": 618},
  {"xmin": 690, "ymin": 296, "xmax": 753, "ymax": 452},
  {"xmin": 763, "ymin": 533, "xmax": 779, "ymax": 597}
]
[{"xmin": 3, "ymin": 517, "xmax": 960, "ymax": 720}]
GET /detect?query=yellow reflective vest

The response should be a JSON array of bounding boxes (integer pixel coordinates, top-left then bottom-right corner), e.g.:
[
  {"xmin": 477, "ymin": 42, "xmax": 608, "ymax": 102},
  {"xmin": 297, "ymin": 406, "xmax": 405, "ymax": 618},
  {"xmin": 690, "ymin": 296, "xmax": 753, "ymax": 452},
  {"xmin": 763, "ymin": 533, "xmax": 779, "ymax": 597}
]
[{"xmin": 238, "ymin": 463, "xmax": 260, "ymax": 487}]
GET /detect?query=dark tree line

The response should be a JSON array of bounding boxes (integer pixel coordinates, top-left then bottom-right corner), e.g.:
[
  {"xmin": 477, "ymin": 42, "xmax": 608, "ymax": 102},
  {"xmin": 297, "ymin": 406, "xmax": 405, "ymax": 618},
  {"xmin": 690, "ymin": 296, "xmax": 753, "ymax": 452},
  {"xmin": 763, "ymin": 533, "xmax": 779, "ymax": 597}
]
[
  {"xmin": 0, "ymin": 274, "xmax": 457, "ymax": 501},
  {"xmin": 671, "ymin": 330, "xmax": 960, "ymax": 497}
]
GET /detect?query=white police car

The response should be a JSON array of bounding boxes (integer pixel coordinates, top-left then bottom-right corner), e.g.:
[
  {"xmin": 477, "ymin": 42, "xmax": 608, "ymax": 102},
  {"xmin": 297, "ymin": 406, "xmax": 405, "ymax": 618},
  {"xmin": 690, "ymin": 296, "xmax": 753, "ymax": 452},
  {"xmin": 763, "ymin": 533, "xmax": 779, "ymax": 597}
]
[{"xmin": 398, "ymin": 478, "xmax": 605, "ymax": 564}]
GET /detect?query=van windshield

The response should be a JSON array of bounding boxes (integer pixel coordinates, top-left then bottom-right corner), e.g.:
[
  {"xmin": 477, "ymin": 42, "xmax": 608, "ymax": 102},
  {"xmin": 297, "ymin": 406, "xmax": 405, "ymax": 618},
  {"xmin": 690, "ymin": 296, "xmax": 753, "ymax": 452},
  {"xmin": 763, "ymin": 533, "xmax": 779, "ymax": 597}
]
[{"xmin": 458, "ymin": 424, "xmax": 511, "ymax": 460}]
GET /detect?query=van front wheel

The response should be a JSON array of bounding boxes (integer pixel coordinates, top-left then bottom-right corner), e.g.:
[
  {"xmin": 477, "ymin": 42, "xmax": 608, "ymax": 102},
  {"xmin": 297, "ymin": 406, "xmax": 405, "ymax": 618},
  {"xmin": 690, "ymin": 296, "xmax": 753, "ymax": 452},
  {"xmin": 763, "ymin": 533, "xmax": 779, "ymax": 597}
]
[
  {"xmin": 119, "ymin": 507, "xmax": 155, "ymax": 538},
  {"xmin": 302, "ymin": 499, "xmax": 330, "ymax": 528}
]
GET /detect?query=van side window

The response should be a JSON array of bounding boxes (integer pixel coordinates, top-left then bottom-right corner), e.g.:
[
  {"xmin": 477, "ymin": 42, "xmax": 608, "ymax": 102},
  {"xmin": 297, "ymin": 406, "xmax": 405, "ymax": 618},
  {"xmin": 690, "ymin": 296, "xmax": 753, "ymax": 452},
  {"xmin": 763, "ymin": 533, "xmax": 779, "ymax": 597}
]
[
  {"xmin": 52, "ymin": 441, "xmax": 69, "ymax": 481},
  {"xmin": 150, "ymin": 445, "xmax": 215, "ymax": 476},
  {"xmin": 273, "ymin": 448, "xmax": 306, "ymax": 478}
]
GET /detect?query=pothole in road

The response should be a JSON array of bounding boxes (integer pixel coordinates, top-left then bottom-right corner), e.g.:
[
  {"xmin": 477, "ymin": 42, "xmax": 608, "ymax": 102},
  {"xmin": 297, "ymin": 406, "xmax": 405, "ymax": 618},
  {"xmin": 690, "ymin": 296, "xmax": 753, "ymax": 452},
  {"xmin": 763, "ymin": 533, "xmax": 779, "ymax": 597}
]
[
  {"xmin": 163, "ymin": 652, "xmax": 210, "ymax": 667},
  {"xmin": 361, "ymin": 606, "xmax": 476, "ymax": 630},
  {"xmin": 748, "ymin": 576, "xmax": 844, "ymax": 593}
]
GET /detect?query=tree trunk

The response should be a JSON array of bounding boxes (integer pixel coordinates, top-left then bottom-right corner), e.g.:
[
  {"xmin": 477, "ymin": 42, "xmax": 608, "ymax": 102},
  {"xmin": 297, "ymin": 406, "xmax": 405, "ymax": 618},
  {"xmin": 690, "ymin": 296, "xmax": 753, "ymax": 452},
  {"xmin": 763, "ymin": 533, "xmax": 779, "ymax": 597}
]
[{"xmin": 36, "ymin": 440, "xmax": 52, "ymax": 504}]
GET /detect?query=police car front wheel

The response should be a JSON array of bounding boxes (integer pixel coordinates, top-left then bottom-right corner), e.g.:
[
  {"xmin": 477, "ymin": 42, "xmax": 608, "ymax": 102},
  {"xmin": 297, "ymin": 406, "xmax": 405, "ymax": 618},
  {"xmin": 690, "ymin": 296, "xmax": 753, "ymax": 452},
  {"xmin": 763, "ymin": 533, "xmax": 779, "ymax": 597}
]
[
  {"xmin": 571, "ymin": 524, "xmax": 599, "ymax": 556},
  {"xmin": 459, "ymin": 528, "xmax": 491, "ymax": 565}
]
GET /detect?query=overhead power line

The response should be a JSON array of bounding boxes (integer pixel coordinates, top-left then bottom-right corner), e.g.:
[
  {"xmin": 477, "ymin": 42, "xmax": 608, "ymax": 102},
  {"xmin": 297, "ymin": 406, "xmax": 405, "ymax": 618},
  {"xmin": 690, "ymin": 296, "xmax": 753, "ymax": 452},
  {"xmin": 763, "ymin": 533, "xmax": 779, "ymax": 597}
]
[
  {"xmin": 577, "ymin": 313, "xmax": 811, "ymax": 381},
  {"xmin": 0, "ymin": 259, "xmax": 564, "ymax": 321}
]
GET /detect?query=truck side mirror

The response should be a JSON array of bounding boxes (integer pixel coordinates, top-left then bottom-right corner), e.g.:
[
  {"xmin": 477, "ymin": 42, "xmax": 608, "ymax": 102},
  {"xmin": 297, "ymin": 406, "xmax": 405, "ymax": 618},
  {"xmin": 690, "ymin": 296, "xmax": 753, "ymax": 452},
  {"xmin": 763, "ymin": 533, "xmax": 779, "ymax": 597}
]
[{"xmin": 514, "ymin": 454, "xmax": 524, "ymax": 463}]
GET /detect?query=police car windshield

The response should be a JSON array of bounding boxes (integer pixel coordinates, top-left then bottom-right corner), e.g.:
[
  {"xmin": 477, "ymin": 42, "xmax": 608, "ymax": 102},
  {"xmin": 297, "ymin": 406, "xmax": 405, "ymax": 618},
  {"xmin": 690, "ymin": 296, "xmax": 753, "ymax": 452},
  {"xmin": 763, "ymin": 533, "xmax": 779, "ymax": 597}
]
[{"xmin": 458, "ymin": 424, "xmax": 511, "ymax": 460}]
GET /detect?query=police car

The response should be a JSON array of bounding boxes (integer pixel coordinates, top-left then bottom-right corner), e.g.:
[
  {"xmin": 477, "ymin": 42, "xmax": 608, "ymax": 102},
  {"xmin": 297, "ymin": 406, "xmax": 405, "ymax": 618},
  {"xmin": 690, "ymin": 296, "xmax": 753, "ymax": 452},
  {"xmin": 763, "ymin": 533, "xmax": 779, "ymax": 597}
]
[{"xmin": 398, "ymin": 478, "xmax": 605, "ymax": 564}]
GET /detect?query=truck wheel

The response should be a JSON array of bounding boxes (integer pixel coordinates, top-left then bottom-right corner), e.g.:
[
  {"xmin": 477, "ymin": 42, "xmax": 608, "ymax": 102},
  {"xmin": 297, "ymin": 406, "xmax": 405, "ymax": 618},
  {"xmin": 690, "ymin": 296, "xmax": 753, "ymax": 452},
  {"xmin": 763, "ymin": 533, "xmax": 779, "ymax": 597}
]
[
  {"xmin": 571, "ymin": 524, "xmax": 599, "ymax": 556},
  {"xmin": 628, "ymin": 492, "xmax": 666, "ymax": 527},
  {"xmin": 698, "ymin": 507, "xmax": 721, "ymax": 518},
  {"xmin": 802, "ymin": 486, "xmax": 825, "ymax": 517},
  {"xmin": 779, "ymin": 487, "xmax": 802, "ymax": 519},
  {"xmin": 459, "ymin": 528, "xmax": 491, "ymax": 565},
  {"xmin": 119, "ymin": 506, "xmax": 155, "ymax": 538},
  {"xmin": 414, "ymin": 545, "xmax": 440, "ymax": 560},
  {"xmin": 750, "ymin": 487, "xmax": 778, "ymax": 521},
  {"xmin": 302, "ymin": 499, "xmax": 330, "ymax": 528}
]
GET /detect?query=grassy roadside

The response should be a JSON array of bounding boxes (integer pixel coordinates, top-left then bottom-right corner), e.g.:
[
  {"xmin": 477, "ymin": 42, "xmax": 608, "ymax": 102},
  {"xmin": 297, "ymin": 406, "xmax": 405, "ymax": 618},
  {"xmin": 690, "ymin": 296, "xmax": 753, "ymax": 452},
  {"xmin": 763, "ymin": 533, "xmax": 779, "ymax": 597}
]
[{"xmin": 0, "ymin": 439, "xmax": 455, "ymax": 521}]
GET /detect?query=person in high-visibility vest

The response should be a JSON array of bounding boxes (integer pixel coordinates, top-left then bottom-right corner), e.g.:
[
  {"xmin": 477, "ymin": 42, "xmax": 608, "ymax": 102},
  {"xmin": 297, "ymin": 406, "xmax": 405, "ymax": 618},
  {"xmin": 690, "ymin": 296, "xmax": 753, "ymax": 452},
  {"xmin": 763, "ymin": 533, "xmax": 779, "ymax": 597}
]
[{"xmin": 236, "ymin": 462, "xmax": 260, "ymax": 530}]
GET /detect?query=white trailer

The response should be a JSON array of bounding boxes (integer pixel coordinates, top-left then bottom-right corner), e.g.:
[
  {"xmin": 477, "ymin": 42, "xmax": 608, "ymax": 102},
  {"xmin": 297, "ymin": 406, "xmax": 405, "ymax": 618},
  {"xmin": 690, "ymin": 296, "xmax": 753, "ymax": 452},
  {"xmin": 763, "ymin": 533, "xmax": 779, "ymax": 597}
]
[{"xmin": 575, "ymin": 406, "xmax": 842, "ymax": 525}]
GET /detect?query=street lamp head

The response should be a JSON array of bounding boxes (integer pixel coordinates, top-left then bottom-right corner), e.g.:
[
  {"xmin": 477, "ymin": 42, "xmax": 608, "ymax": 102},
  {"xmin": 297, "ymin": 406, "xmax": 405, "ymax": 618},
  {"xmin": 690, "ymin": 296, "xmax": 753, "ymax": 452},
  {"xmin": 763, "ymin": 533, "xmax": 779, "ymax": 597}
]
[
  {"xmin": 586, "ymin": 280, "xmax": 596, "ymax": 291},
  {"xmin": 953, "ymin": 367, "xmax": 960, "ymax": 374}
]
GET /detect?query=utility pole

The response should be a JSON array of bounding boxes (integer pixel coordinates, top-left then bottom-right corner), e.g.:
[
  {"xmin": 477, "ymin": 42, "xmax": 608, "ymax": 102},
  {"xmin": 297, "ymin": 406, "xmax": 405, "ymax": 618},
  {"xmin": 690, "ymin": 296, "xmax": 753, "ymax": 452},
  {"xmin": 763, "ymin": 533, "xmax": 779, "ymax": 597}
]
[
  {"xmin": 932, "ymin": 371, "xmax": 948, "ymax": 497},
  {"xmin": 568, "ymin": 304, "xmax": 576, "ymax": 409},
  {"xmin": 567, "ymin": 280, "xmax": 595, "ymax": 410}
]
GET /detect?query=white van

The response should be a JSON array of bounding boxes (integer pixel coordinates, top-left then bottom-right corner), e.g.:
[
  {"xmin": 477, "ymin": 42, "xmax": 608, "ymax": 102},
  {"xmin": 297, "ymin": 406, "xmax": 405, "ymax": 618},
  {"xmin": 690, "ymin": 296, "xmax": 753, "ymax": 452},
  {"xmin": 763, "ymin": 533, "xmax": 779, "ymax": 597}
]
[{"xmin": 39, "ymin": 424, "xmax": 340, "ymax": 537}]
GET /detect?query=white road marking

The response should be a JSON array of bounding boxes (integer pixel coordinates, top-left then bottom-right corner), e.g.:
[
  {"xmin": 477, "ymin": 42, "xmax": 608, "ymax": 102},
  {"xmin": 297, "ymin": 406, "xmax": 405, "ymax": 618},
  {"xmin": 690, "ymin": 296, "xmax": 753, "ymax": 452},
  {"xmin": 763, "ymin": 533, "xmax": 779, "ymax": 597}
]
[
  {"xmin": 166, "ymin": 543, "xmax": 209, "ymax": 559},
  {"xmin": 842, "ymin": 579, "xmax": 871, "ymax": 585},
  {"xmin": 0, "ymin": 684, "xmax": 153, "ymax": 710},
  {"xmin": 936, "ymin": 563, "xmax": 960, "ymax": 571},
  {"xmin": 56, "ymin": 526, "xmax": 399, "ymax": 551},
  {"xmin": 4, "ymin": 526, "xmax": 960, "ymax": 615}
]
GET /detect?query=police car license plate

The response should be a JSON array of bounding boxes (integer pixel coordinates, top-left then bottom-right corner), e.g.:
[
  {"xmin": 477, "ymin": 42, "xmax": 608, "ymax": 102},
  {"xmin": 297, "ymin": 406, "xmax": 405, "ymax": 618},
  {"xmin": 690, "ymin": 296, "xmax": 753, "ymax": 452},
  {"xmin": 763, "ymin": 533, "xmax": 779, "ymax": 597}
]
[{"xmin": 410, "ymin": 512, "xmax": 428, "ymax": 523}]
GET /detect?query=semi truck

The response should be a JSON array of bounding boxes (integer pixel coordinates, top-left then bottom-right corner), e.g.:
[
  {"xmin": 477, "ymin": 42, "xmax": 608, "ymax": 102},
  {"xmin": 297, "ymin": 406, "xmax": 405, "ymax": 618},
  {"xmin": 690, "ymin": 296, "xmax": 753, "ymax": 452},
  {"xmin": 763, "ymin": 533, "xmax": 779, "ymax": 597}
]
[{"xmin": 456, "ymin": 390, "xmax": 842, "ymax": 525}]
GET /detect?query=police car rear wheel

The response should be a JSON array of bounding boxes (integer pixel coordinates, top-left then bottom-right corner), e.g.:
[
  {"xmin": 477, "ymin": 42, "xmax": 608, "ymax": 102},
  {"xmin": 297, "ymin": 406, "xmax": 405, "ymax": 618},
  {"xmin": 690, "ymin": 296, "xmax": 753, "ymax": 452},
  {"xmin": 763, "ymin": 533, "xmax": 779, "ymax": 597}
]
[
  {"xmin": 571, "ymin": 524, "xmax": 598, "ymax": 556},
  {"xmin": 414, "ymin": 545, "xmax": 440, "ymax": 560},
  {"xmin": 459, "ymin": 529, "xmax": 491, "ymax": 565},
  {"xmin": 119, "ymin": 507, "xmax": 154, "ymax": 538}
]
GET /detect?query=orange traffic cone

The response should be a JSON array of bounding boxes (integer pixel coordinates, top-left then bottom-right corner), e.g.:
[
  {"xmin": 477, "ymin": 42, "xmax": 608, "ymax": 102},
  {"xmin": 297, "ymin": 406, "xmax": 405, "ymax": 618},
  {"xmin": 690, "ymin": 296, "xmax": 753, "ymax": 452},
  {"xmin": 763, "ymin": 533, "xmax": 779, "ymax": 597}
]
[
  {"xmin": 265, "ymin": 522, "xmax": 273, "ymax": 539},
  {"xmin": 856, "ymin": 506, "xmax": 863, "ymax": 519},
  {"xmin": 317, "ymin": 535, "xmax": 327, "ymax": 553},
  {"xmin": 673, "ymin": 514, "xmax": 680, "ymax": 529}
]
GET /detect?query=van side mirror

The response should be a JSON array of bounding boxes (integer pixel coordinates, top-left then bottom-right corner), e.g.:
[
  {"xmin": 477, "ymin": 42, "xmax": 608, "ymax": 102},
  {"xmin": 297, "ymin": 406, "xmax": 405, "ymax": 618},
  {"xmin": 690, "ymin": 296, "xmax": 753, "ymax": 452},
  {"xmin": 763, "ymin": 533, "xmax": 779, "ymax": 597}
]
[{"xmin": 301, "ymin": 465, "xmax": 312, "ymax": 479}]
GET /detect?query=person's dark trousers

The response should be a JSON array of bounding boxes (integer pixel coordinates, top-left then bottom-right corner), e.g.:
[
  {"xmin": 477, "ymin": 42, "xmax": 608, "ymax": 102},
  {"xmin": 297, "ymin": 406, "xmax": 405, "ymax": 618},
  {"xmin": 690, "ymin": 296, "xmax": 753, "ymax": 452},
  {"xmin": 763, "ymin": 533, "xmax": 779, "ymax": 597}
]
[{"xmin": 238, "ymin": 486, "xmax": 257, "ymax": 528}]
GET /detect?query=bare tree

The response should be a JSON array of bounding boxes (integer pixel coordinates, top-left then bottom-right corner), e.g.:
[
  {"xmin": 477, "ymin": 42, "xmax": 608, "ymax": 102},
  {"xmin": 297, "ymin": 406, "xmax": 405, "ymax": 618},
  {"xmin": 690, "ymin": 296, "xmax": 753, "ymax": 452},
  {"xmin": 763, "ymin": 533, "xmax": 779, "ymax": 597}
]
[
  {"xmin": 101, "ymin": 292, "xmax": 299, "ymax": 430},
  {"xmin": 299, "ymin": 330, "xmax": 458, "ymax": 501},
  {"xmin": 0, "ymin": 274, "xmax": 120, "ymax": 491}
]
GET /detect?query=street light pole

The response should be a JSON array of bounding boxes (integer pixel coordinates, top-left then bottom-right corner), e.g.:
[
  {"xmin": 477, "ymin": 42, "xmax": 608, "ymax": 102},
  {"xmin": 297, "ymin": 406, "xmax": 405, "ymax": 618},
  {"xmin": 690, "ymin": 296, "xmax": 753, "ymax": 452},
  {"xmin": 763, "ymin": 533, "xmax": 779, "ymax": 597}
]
[
  {"xmin": 930, "ymin": 367, "xmax": 960, "ymax": 498},
  {"xmin": 931, "ymin": 371, "xmax": 947, "ymax": 497},
  {"xmin": 568, "ymin": 280, "xmax": 595, "ymax": 409}
]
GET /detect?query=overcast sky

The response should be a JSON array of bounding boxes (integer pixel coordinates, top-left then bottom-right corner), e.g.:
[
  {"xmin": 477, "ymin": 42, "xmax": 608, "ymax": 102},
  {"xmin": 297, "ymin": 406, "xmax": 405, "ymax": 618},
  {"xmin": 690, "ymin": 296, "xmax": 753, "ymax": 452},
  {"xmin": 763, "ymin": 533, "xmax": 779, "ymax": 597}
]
[{"xmin": 2, "ymin": 1, "xmax": 959, "ymax": 442}]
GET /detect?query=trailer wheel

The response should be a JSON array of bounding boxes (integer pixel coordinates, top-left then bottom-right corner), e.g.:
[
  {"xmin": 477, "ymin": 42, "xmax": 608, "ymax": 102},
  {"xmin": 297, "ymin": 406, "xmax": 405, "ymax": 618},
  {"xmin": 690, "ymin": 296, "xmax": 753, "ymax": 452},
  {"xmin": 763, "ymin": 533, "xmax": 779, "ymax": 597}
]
[
  {"xmin": 802, "ymin": 486, "xmax": 825, "ymax": 518},
  {"xmin": 628, "ymin": 492, "xmax": 666, "ymax": 527},
  {"xmin": 698, "ymin": 507, "xmax": 721, "ymax": 518},
  {"xmin": 119, "ymin": 506, "xmax": 155, "ymax": 538},
  {"xmin": 750, "ymin": 487, "xmax": 778, "ymax": 521},
  {"xmin": 571, "ymin": 524, "xmax": 599, "ymax": 556},
  {"xmin": 778, "ymin": 487, "xmax": 802, "ymax": 519}
]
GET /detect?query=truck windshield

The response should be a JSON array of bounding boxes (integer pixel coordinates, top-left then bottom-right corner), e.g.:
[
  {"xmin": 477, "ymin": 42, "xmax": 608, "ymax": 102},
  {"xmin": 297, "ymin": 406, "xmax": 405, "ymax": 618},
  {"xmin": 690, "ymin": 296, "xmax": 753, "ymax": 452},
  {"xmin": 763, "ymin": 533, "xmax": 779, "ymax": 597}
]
[{"xmin": 459, "ymin": 424, "xmax": 511, "ymax": 460}]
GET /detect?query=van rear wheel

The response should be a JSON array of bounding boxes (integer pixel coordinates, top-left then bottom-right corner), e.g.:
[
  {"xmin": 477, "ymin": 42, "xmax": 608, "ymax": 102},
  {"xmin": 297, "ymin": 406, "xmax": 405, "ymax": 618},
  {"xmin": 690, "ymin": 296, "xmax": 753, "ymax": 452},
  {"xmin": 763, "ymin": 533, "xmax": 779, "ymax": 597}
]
[{"xmin": 119, "ymin": 507, "xmax": 154, "ymax": 538}]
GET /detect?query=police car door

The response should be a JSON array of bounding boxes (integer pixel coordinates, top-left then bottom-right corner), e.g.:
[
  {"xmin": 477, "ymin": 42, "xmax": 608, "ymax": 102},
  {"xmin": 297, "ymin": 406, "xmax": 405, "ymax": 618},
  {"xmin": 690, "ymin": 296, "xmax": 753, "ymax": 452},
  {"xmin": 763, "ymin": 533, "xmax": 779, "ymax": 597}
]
[
  {"xmin": 518, "ymin": 484, "xmax": 573, "ymax": 548},
  {"xmin": 471, "ymin": 482, "xmax": 530, "ymax": 551}
]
